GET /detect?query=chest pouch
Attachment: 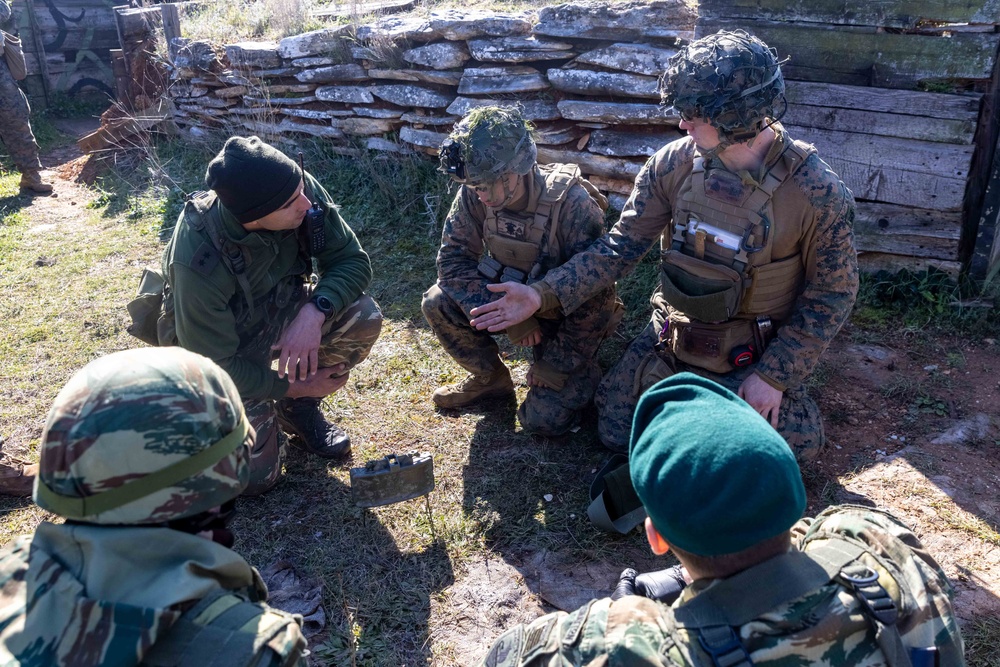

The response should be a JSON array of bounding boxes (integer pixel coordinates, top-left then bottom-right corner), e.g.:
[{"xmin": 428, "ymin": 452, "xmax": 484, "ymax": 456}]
[
  {"xmin": 486, "ymin": 210, "xmax": 544, "ymax": 275},
  {"xmin": 662, "ymin": 311, "xmax": 757, "ymax": 375}
]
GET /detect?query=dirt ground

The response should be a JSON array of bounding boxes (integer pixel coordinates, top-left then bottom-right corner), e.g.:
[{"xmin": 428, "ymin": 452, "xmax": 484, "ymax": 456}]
[{"xmin": 15, "ymin": 125, "xmax": 1000, "ymax": 663}]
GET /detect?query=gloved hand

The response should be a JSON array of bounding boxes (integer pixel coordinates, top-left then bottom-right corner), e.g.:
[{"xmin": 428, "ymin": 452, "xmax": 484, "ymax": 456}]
[{"xmin": 610, "ymin": 565, "xmax": 689, "ymax": 605}]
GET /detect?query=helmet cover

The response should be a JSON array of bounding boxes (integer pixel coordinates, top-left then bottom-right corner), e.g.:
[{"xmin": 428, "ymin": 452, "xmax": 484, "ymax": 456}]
[
  {"xmin": 34, "ymin": 347, "xmax": 252, "ymax": 524},
  {"xmin": 439, "ymin": 105, "xmax": 537, "ymax": 185}
]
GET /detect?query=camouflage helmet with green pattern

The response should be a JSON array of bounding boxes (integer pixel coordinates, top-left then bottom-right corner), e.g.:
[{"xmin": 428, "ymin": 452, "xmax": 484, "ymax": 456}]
[
  {"xmin": 660, "ymin": 30, "xmax": 787, "ymax": 143},
  {"xmin": 34, "ymin": 347, "xmax": 252, "ymax": 525},
  {"xmin": 439, "ymin": 105, "xmax": 537, "ymax": 184}
]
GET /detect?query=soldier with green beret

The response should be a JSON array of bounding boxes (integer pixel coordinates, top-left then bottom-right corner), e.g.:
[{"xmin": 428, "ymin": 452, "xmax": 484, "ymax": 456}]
[
  {"xmin": 160, "ymin": 136, "xmax": 383, "ymax": 494},
  {"xmin": 467, "ymin": 31, "xmax": 859, "ymax": 464},
  {"xmin": 479, "ymin": 373, "xmax": 965, "ymax": 666},
  {"xmin": 423, "ymin": 106, "xmax": 621, "ymax": 435},
  {"xmin": 0, "ymin": 347, "xmax": 307, "ymax": 666}
]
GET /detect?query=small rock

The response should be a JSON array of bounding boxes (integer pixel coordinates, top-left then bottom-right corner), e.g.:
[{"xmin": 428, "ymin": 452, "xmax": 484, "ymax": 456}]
[
  {"xmin": 543, "ymin": 494, "xmax": 554, "ymax": 502},
  {"xmin": 923, "ymin": 364, "xmax": 938, "ymax": 371}
]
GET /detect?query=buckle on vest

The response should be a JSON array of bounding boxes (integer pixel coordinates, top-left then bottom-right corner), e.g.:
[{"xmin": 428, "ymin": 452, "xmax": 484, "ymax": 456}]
[
  {"xmin": 697, "ymin": 625, "xmax": 753, "ymax": 667},
  {"xmin": 840, "ymin": 565, "xmax": 898, "ymax": 626}
]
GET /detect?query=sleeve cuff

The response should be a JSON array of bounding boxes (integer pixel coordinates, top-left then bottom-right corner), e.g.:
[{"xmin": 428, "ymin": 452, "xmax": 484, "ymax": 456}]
[
  {"xmin": 754, "ymin": 370, "xmax": 787, "ymax": 393},
  {"xmin": 268, "ymin": 375, "xmax": 290, "ymax": 400},
  {"xmin": 531, "ymin": 281, "xmax": 561, "ymax": 313}
]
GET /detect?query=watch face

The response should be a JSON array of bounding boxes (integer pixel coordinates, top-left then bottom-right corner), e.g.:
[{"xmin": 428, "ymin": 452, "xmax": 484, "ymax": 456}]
[{"xmin": 314, "ymin": 296, "xmax": 333, "ymax": 313}]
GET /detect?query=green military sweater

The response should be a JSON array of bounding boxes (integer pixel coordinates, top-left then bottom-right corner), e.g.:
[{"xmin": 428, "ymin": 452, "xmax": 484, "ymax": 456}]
[{"xmin": 162, "ymin": 172, "xmax": 372, "ymax": 401}]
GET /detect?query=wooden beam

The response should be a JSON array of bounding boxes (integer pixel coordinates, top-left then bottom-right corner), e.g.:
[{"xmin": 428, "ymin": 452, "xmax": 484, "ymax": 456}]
[
  {"xmin": 160, "ymin": 3, "xmax": 181, "ymax": 60},
  {"xmin": 697, "ymin": 18, "xmax": 999, "ymax": 88},
  {"xmin": 697, "ymin": 0, "xmax": 1000, "ymax": 29},
  {"xmin": 854, "ymin": 202, "xmax": 961, "ymax": 259},
  {"xmin": 963, "ymin": 39, "xmax": 1000, "ymax": 275}
]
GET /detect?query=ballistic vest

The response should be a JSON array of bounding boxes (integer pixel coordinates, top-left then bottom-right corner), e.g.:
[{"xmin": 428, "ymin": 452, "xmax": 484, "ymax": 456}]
[{"xmin": 483, "ymin": 163, "xmax": 608, "ymax": 278}]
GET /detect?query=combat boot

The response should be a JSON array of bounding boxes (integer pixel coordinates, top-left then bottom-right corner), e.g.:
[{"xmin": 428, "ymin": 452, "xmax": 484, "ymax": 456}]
[
  {"xmin": 275, "ymin": 397, "xmax": 351, "ymax": 459},
  {"xmin": 0, "ymin": 457, "xmax": 37, "ymax": 497},
  {"xmin": 19, "ymin": 169, "xmax": 53, "ymax": 195},
  {"xmin": 432, "ymin": 367, "xmax": 514, "ymax": 409}
]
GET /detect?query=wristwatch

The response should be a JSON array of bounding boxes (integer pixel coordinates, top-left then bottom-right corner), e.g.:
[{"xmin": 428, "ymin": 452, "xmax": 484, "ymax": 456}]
[{"xmin": 311, "ymin": 295, "xmax": 334, "ymax": 317}]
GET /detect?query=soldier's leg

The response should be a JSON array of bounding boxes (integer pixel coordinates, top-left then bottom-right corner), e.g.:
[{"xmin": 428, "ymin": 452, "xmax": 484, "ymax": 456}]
[
  {"xmin": 421, "ymin": 283, "xmax": 504, "ymax": 376},
  {"xmin": 316, "ymin": 293, "xmax": 384, "ymax": 370},
  {"xmin": 0, "ymin": 62, "xmax": 49, "ymax": 193},
  {"xmin": 595, "ymin": 322, "xmax": 676, "ymax": 452},
  {"xmin": 243, "ymin": 399, "xmax": 285, "ymax": 495},
  {"xmin": 519, "ymin": 288, "xmax": 618, "ymax": 436}
]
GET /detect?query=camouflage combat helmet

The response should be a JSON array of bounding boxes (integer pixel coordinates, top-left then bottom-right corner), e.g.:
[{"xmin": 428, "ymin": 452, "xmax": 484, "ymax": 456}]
[
  {"xmin": 439, "ymin": 105, "xmax": 537, "ymax": 184},
  {"xmin": 34, "ymin": 347, "xmax": 252, "ymax": 525},
  {"xmin": 660, "ymin": 29, "xmax": 787, "ymax": 143}
]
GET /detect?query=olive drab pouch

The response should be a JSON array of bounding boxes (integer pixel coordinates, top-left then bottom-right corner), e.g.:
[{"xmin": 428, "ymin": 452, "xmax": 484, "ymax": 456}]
[
  {"xmin": 659, "ymin": 250, "xmax": 744, "ymax": 324},
  {"xmin": 126, "ymin": 267, "xmax": 166, "ymax": 346},
  {"xmin": 742, "ymin": 253, "xmax": 804, "ymax": 319},
  {"xmin": 666, "ymin": 313, "xmax": 756, "ymax": 375},
  {"xmin": 350, "ymin": 452, "xmax": 434, "ymax": 508},
  {"xmin": 1, "ymin": 31, "xmax": 26, "ymax": 81}
]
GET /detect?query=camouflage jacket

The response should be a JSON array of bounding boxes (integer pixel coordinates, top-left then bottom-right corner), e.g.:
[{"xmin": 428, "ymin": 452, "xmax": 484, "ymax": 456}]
[
  {"xmin": 478, "ymin": 505, "xmax": 964, "ymax": 666},
  {"xmin": 436, "ymin": 164, "xmax": 609, "ymax": 321},
  {"xmin": 534, "ymin": 125, "xmax": 859, "ymax": 391},
  {"xmin": 0, "ymin": 522, "xmax": 305, "ymax": 667},
  {"xmin": 162, "ymin": 172, "xmax": 372, "ymax": 401}
]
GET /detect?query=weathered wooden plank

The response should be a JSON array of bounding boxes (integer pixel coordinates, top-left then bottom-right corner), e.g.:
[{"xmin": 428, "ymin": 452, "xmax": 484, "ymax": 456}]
[
  {"xmin": 697, "ymin": 19, "xmax": 999, "ymax": 88},
  {"xmin": 857, "ymin": 252, "xmax": 961, "ymax": 278},
  {"xmin": 35, "ymin": 29, "xmax": 121, "ymax": 53},
  {"xmin": 786, "ymin": 82, "xmax": 981, "ymax": 120},
  {"xmin": 536, "ymin": 146, "xmax": 643, "ymax": 182},
  {"xmin": 697, "ymin": 0, "xmax": 1000, "ymax": 29},
  {"xmin": 970, "ymin": 133, "xmax": 1000, "ymax": 281},
  {"xmin": 785, "ymin": 124, "xmax": 972, "ymax": 210},
  {"xmin": 854, "ymin": 202, "xmax": 961, "ymax": 259},
  {"xmin": 784, "ymin": 103, "xmax": 976, "ymax": 145}
]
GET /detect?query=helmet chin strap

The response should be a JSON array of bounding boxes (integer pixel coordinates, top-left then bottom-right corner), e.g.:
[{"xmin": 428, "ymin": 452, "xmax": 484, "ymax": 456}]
[{"xmin": 493, "ymin": 173, "xmax": 522, "ymax": 209}]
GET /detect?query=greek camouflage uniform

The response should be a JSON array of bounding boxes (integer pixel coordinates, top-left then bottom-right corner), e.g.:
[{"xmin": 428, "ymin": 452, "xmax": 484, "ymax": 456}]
[
  {"xmin": 0, "ymin": 1, "xmax": 44, "ymax": 176},
  {"xmin": 535, "ymin": 124, "xmax": 858, "ymax": 460},
  {"xmin": 423, "ymin": 164, "xmax": 619, "ymax": 435},
  {"xmin": 162, "ymin": 172, "xmax": 382, "ymax": 493},
  {"xmin": 479, "ymin": 505, "xmax": 965, "ymax": 667}
]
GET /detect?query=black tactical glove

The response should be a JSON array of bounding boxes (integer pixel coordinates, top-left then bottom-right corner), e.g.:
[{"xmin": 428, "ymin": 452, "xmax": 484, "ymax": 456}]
[{"xmin": 610, "ymin": 565, "xmax": 688, "ymax": 605}]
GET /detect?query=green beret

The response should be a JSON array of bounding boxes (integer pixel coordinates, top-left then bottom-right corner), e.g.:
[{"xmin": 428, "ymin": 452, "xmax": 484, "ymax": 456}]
[
  {"xmin": 629, "ymin": 373, "xmax": 805, "ymax": 556},
  {"xmin": 205, "ymin": 136, "xmax": 302, "ymax": 225}
]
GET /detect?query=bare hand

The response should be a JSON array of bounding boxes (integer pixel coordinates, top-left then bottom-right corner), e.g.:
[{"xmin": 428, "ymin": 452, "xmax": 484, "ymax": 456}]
[
  {"xmin": 284, "ymin": 364, "xmax": 350, "ymax": 399},
  {"xmin": 514, "ymin": 330, "xmax": 543, "ymax": 347},
  {"xmin": 469, "ymin": 282, "xmax": 542, "ymax": 332},
  {"xmin": 526, "ymin": 364, "xmax": 557, "ymax": 389},
  {"xmin": 272, "ymin": 304, "xmax": 325, "ymax": 381},
  {"xmin": 737, "ymin": 372, "xmax": 783, "ymax": 428}
]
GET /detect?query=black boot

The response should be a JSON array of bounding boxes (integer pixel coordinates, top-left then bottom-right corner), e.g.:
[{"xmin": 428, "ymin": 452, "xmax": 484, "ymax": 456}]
[{"xmin": 275, "ymin": 398, "xmax": 351, "ymax": 459}]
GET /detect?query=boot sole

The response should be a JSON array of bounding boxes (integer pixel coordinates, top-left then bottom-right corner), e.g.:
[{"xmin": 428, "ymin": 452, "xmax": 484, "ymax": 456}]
[{"xmin": 432, "ymin": 387, "xmax": 516, "ymax": 409}]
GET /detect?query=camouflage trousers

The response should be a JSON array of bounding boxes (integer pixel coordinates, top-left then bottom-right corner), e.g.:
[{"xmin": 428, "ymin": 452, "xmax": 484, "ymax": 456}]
[
  {"xmin": 595, "ymin": 321, "xmax": 824, "ymax": 463},
  {"xmin": 422, "ymin": 282, "xmax": 619, "ymax": 436},
  {"xmin": 0, "ymin": 57, "xmax": 42, "ymax": 173},
  {"xmin": 242, "ymin": 292, "xmax": 383, "ymax": 495}
]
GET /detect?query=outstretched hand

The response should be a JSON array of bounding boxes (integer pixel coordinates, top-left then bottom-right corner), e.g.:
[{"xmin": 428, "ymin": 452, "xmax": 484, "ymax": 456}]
[
  {"xmin": 272, "ymin": 303, "xmax": 325, "ymax": 381},
  {"xmin": 738, "ymin": 372, "xmax": 783, "ymax": 428},
  {"xmin": 469, "ymin": 282, "xmax": 542, "ymax": 332}
]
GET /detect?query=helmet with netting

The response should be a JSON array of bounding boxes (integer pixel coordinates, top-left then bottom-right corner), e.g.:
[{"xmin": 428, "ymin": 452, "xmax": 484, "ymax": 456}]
[
  {"xmin": 439, "ymin": 105, "xmax": 537, "ymax": 184},
  {"xmin": 660, "ymin": 30, "xmax": 787, "ymax": 143},
  {"xmin": 34, "ymin": 347, "xmax": 252, "ymax": 525}
]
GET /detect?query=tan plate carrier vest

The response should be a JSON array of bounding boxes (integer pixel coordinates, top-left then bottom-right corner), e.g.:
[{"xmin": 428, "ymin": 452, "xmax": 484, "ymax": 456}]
[
  {"xmin": 655, "ymin": 140, "xmax": 813, "ymax": 373},
  {"xmin": 483, "ymin": 164, "xmax": 608, "ymax": 317}
]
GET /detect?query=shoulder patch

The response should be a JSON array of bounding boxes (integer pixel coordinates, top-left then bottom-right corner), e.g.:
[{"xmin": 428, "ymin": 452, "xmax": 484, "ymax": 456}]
[
  {"xmin": 190, "ymin": 241, "xmax": 221, "ymax": 276},
  {"xmin": 562, "ymin": 599, "xmax": 594, "ymax": 647},
  {"xmin": 484, "ymin": 625, "xmax": 525, "ymax": 667},
  {"xmin": 521, "ymin": 615, "xmax": 558, "ymax": 663}
]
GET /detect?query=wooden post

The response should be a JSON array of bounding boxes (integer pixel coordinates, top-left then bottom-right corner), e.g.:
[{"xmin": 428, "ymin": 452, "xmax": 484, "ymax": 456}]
[
  {"xmin": 110, "ymin": 49, "xmax": 130, "ymax": 106},
  {"xmin": 22, "ymin": 0, "xmax": 50, "ymax": 107},
  {"xmin": 160, "ymin": 3, "xmax": 181, "ymax": 61}
]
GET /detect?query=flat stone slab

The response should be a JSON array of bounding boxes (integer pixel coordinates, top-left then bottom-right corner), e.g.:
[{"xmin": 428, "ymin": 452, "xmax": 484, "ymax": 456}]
[
  {"xmin": 224, "ymin": 42, "xmax": 281, "ymax": 69},
  {"xmin": 355, "ymin": 15, "xmax": 440, "ymax": 43},
  {"xmin": 558, "ymin": 99, "xmax": 674, "ymax": 125},
  {"xmin": 587, "ymin": 127, "xmax": 681, "ymax": 157},
  {"xmin": 366, "ymin": 137, "xmax": 414, "ymax": 154},
  {"xmin": 537, "ymin": 146, "xmax": 643, "ymax": 181},
  {"xmin": 534, "ymin": 123, "xmax": 583, "ymax": 146},
  {"xmin": 245, "ymin": 95, "xmax": 319, "ymax": 107},
  {"xmin": 400, "ymin": 111, "xmax": 460, "ymax": 126},
  {"xmin": 547, "ymin": 68, "xmax": 659, "ymax": 99},
  {"xmin": 173, "ymin": 40, "xmax": 220, "ymax": 71},
  {"xmin": 457, "ymin": 66, "xmax": 549, "ymax": 95},
  {"xmin": 403, "ymin": 42, "xmax": 470, "ymax": 70},
  {"xmin": 400, "ymin": 124, "xmax": 451, "ymax": 149},
  {"xmin": 242, "ymin": 118, "xmax": 347, "ymax": 140},
  {"xmin": 353, "ymin": 106, "xmax": 404, "ymax": 119},
  {"xmin": 447, "ymin": 96, "xmax": 561, "ymax": 121},
  {"xmin": 279, "ymin": 107, "xmax": 350, "ymax": 120},
  {"xmin": 212, "ymin": 86, "xmax": 249, "ymax": 99},
  {"xmin": 535, "ymin": 0, "xmax": 696, "ymax": 41},
  {"xmin": 428, "ymin": 9, "xmax": 533, "ymax": 41},
  {"xmin": 574, "ymin": 42, "xmax": 679, "ymax": 76},
  {"xmin": 315, "ymin": 85, "xmax": 374, "ymax": 104},
  {"xmin": 295, "ymin": 63, "xmax": 368, "ymax": 83},
  {"xmin": 331, "ymin": 117, "xmax": 398, "ymax": 135},
  {"xmin": 368, "ymin": 69, "xmax": 463, "ymax": 86},
  {"xmin": 467, "ymin": 36, "xmax": 575, "ymax": 63},
  {"xmin": 279, "ymin": 27, "xmax": 352, "ymax": 59},
  {"xmin": 371, "ymin": 84, "xmax": 453, "ymax": 108}
]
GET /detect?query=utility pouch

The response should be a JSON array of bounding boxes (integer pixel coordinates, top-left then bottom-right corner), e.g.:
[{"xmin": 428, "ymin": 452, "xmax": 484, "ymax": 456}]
[
  {"xmin": 2, "ymin": 31, "xmax": 26, "ymax": 81},
  {"xmin": 667, "ymin": 315, "xmax": 756, "ymax": 375},
  {"xmin": 477, "ymin": 256, "xmax": 502, "ymax": 282},
  {"xmin": 742, "ymin": 253, "xmax": 803, "ymax": 318},
  {"xmin": 126, "ymin": 267, "xmax": 166, "ymax": 346},
  {"xmin": 350, "ymin": 452, "xmax": 434, "ymax": 508},
  {"xmin": 500, "ymin": 266, "xmax": 527, "ymax": 284},
  {"xmin": 659, "ymin": 251, "xmax": 743, "ymax": 324}
]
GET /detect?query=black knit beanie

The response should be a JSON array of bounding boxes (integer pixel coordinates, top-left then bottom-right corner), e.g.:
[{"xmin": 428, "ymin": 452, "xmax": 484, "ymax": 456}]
[{"xmin": 205, "ymin": 136, "xmax": 302, "ymax": 225}]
